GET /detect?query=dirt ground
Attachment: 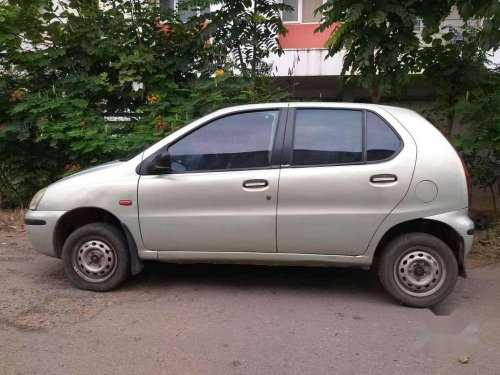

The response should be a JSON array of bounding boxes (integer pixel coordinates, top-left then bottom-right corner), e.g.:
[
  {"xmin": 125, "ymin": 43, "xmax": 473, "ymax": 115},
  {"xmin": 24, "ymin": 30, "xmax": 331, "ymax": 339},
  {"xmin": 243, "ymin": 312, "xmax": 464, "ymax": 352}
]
[{"xmin": 1, "ymin": 229, "xmax": 500, "ymax": 375}]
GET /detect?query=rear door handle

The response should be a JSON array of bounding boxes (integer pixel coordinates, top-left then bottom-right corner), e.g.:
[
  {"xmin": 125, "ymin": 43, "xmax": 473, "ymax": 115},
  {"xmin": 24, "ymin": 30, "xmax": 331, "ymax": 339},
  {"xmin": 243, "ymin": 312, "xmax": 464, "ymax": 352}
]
[
  {"xmin": 243, "ymin": 179, "xmax": 268, "ymax": 188},
  {"xmin": 370, "ymin": 174, "xmax": 398, "ymax": 183}
]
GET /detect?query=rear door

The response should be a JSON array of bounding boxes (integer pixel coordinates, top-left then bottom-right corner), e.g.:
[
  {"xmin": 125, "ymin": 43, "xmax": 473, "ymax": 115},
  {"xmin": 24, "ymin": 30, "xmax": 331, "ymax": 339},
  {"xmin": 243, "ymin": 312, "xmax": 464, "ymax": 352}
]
[
  {"xmin": 277, "ymin": 107, "xmax": 416, "ymax": 255},
  {"xmin": 138, "ymin": 108, "xmax": 286, "ymax": 253}
]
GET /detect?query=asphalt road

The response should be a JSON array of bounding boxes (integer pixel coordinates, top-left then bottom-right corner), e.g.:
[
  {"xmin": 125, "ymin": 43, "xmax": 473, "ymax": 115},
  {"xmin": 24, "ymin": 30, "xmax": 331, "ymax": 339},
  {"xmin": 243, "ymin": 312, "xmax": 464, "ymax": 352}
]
[{"xmin": 1, "ymin": 231, "xmax": 499, "ymax": 375}]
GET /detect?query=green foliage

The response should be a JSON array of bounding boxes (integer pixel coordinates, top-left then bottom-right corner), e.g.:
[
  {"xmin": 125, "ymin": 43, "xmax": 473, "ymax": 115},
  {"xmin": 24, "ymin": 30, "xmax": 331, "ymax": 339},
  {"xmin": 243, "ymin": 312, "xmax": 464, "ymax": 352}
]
[
  {"xmin": 419, "ymin": 27, "xmax": 491, "ymax": 133},
  {"xmin": 184, "ymin": 72, "xmax": 289, "ymax": 114},
  {"xmin": 185, "ymin": 0, "xmax": 290, "ymax": 76},
  {"xmin": 0, "ymin": 0, "xmax": 288, "ymax": 207},
  {"xmin": 317, "ymin": 0, "xmax": 499, "ymax": 102},
  {"xmin": 453, "ymin": 67, "xmax": 500, "ymax": 209},
  {"xmin": 444, "ymin": 0, "xmax": 499, "ymax": 50},
  {"xmin": 317, "ymin": 0, "xmax": 421, "ymax": 102}
]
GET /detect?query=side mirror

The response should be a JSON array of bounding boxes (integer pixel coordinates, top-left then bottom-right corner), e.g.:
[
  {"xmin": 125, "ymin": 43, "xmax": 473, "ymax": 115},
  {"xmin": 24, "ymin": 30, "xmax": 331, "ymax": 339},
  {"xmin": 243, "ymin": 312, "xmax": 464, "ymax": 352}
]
[{"xmin": 149, "ymin": 151, "xmax": 172, "ymax": 174}]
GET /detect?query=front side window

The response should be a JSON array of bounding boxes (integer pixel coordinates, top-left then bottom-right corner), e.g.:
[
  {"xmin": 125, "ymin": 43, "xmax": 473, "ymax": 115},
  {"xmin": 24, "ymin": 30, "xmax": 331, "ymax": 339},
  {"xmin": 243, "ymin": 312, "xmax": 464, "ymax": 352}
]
[
  {"xmin": 366, "ymin": 112, "xmax": 401, "ymax": 161},
  {"xmin": 292, "ymin": 109, "xmax": 363, "ymax": 166},
  {"xmin": 168, "ymin": 111, "xmax": 279, "ymax": 172}
]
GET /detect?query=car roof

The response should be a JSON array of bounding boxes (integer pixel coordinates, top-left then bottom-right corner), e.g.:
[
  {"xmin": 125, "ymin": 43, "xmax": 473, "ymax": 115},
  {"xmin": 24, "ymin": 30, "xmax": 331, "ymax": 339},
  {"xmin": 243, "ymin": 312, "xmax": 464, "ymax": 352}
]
[{"xmin": 214, "ymin": 102, "xmax": 414, "ymax": 113}]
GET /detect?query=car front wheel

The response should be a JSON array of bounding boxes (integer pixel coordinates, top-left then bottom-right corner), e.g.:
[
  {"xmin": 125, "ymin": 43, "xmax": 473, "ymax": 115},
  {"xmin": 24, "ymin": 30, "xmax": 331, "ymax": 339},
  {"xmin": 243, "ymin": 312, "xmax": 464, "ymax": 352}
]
[
  {"xmin": 62, "ymin": 223, "xmax": 130, "ymax": 291},
  {"xmin": 377, "ymin": 232, "xmax": 458, "ymax": 308}
]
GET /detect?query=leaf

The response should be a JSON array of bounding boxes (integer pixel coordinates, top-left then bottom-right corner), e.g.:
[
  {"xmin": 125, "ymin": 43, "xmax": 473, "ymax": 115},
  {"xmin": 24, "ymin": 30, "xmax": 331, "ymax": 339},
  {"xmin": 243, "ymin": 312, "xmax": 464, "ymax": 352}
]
[{"xmin": 459, "ymin": 355, "xmax": 470, "ymax": 364}]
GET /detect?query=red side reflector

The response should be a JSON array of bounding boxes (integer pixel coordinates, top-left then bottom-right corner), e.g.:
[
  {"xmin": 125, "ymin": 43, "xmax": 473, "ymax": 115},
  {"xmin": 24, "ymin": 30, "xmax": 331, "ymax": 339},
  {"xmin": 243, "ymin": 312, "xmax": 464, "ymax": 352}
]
[{"xmin": 119, "ymin": 200, "xmax": 133, "ymax": 206}]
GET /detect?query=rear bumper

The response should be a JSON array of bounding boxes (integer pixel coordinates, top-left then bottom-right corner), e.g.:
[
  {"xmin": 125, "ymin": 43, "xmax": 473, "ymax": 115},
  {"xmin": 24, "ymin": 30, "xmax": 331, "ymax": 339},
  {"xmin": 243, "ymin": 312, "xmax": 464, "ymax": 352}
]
[
  {"xmin": 24, "ymin": 210, "xmax": 66, "ymax": 258},
  {"xmin": 424, "ymin": 208, "xmax": 475, "ymax": 256}
]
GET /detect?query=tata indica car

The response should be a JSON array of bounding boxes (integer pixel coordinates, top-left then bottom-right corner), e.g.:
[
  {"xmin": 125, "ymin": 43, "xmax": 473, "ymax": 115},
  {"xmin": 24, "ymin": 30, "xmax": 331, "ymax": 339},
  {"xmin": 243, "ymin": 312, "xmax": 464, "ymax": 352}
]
[{"xmin": 25, "ymin": 103, "xmax": 474, "ymax": 307}]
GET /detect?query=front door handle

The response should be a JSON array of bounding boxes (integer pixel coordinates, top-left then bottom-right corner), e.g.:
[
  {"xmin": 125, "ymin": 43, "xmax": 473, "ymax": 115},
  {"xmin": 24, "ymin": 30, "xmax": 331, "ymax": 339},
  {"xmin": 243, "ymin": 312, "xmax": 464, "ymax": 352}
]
[
  {"xmin": 243, "ymin": 179, "xmax": 269, "ymax": 188},
  {"xmin": 370, "ymin": 174, "xmax": 398, "ymax": 183}
]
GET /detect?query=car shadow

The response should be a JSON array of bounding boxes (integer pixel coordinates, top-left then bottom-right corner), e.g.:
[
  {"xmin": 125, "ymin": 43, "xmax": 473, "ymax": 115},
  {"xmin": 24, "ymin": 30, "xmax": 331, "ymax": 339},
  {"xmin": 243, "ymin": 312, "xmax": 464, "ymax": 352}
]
[{"xmin": 126, "ymin": 261, "xmax": 396, "ymax": 306}]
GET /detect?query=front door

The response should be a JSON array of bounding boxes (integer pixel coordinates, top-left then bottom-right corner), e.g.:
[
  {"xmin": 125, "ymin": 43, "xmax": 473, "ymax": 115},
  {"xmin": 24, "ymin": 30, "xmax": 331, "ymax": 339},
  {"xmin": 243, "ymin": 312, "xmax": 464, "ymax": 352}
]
[
  {"xmin": 277, "ymin": 108, "xmax": 416, "ymax": 256},
  {"xmin": 138, "ymin": 109, "xmax": 284, "ymax": 252}
]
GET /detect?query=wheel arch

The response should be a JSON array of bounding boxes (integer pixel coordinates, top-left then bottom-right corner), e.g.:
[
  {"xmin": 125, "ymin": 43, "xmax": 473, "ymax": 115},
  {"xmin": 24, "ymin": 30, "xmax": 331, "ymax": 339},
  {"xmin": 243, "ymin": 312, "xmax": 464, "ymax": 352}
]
[
  {"xmin": 53, "ymin": 207, "xmax": 143, "ymax": 274},
  {"xmin": 373, "ymin": 219, "xmax": 466, "ymax": 277}
]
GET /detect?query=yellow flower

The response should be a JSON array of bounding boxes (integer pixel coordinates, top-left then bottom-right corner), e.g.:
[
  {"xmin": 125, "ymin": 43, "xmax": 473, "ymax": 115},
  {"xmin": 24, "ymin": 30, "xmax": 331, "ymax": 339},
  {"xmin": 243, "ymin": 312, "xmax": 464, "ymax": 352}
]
[
  {"xmin": 10, "ymin": 89, "xmax": 26, "ymax": 103},
  {"xmin": 214, "ymin": 68, "xmax": 224, "ymax": 77},
  {"xmin": 146, "ymin": 94, "xmax": 160, "ymax": 104}
]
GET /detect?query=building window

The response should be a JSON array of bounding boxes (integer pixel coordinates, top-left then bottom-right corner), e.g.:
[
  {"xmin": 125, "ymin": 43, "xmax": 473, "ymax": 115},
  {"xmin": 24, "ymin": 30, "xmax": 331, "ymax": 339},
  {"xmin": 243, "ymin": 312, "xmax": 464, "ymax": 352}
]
[
  {"xmin": 414, "ymin": 17, "xmax": 423, "ymax": 33},
  {"xmin": 159, "ymin": 0, "xmax": 206, "ymax": 23},
  {"xmin": 414, "ymin": 15, "xmax": 480, "ymax": 35},
  {"xmin": 282, "ymin": 0, "xmax": 323, "ymax": 24}
]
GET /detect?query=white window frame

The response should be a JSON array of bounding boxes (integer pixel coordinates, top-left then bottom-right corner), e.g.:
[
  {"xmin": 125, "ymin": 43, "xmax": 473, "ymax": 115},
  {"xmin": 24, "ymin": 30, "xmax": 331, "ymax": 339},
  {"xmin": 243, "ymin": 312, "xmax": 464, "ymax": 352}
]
[{"xmin": 281, "ymin": 0, "xmax": 326, "ymax": 25}]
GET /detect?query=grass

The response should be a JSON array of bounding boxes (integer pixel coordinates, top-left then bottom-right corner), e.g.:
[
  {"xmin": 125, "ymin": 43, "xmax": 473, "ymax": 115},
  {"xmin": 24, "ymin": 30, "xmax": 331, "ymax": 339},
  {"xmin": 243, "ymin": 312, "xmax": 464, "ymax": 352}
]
[
  {"xmin": 0, "ymin": 208, "xmax": 26, "ymax": 232},
  {"xmin": 469, "ymin": 219, "xmax": 500, "ymax": 263}
]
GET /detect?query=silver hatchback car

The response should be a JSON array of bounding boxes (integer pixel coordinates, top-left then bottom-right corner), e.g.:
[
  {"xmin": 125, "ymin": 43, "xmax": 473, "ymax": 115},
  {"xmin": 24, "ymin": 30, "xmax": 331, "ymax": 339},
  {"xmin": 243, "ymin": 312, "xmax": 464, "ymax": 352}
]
[{"xmin": 25, "ymin": 103, "xmax": 474, "ymax": 307}]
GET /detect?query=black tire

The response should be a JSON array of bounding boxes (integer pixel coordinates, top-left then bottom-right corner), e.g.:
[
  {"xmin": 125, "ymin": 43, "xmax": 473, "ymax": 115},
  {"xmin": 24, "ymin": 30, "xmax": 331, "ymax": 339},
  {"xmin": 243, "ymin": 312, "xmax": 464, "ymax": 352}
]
[
  {"xmin": 62, "ymin": 223, "xmax": 130, "ymax": 291},
  {"xmin": 377, "ymin": 232, "xmax": 458, "ymax": 308}
]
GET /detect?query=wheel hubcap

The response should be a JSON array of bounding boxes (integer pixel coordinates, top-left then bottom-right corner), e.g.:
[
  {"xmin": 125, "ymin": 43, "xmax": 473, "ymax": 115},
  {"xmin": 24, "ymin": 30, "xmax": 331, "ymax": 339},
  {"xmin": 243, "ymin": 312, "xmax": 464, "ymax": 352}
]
[
  {"xmin": 394, "ymin": 249, "xmax": 446, "ymax": 297},
  {"xmin": 72, "ymin": 239, "xmax": 116, "ymax": 283}
]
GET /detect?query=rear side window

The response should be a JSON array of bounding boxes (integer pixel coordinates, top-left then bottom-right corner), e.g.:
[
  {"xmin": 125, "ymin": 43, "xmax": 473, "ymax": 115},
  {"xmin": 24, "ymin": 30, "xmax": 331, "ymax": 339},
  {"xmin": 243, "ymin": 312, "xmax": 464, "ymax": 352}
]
[
  {"xmin": 292, "ymin": 109, "xmax": 363, "ymax": 166},
  {"xmin": 366, "ymin": 112, "xmax": 401, "ymax": 161}
]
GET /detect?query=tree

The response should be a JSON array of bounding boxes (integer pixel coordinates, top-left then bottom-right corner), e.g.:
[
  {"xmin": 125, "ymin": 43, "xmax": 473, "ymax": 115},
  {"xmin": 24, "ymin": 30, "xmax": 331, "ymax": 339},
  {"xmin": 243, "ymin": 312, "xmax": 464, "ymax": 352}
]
[
  {"xmin": 316, "ymin": 0, "xmax": 499, "ymax": 103},
  {"xmin": 453, "ymin": 67, "xmax": 500, "ymax": 210},
  {"xmin": 316, "ymin": 1, "xmax": 421, "ymax": 102},
  {"xmin": 0, "ymin": 0, "xmax": 206, "ymax": 206},
  {"xmin": 0, "ymin": 0, "xmax": 290, "ymax": 207},
  {"xmin": 418, "ymin": 27, "xmax": 490, "ymax": 135},
  {"xmin": 185, "ymin": 0, "xmax": 290, "ymax": 77}
]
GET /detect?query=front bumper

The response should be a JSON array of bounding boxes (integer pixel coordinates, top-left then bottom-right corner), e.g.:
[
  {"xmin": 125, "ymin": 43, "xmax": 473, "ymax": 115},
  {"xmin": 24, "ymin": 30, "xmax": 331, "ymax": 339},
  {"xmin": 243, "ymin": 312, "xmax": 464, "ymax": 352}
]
[{"xmin": 24, "ymin": 210, "xmax": 66, "ymax": 258}]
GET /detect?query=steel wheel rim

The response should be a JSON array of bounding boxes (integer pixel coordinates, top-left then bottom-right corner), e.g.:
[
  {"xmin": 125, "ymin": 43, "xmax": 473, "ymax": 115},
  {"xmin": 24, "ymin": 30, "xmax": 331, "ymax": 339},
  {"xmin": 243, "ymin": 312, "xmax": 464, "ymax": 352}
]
[
  {"xmin": 72, "ymin": 239, "xmax": 117, "ymax": 283},
  {"xmin": 393, "ymin": 247, "xmax": 446, "ymax": 297}
]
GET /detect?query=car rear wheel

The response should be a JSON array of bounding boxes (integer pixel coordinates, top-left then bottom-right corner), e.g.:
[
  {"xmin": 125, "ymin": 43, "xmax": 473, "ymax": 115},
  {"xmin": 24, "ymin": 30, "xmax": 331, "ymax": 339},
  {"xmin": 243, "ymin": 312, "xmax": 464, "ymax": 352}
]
[
  {"xmin": 62, "ymin": 223, "xmax": 130, "ymax": 291},
  {"xmin": 377, "ymin": 232, "xmax": 458, "ymax": 308}
]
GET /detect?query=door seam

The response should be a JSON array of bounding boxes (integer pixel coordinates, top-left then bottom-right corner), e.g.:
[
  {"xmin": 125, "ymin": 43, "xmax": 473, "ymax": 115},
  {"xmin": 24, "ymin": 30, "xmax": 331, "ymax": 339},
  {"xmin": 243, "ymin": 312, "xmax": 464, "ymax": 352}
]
[{"xmin": 275, "ymin": 104, "xmax": 290, "ymax": 253}]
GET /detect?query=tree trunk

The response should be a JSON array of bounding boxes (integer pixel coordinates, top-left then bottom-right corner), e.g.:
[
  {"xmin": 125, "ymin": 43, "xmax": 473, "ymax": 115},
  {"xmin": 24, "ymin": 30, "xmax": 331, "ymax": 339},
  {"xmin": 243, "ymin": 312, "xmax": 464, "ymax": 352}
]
[
  {"xmin": 251, "ymin": 1, "xmax": 257, "ymax": 78},
  {"xmin": 489, "ymin": 184, "xmax": 498, "ymax": 211},
  {"xmin": 368, "ymin": 85, "xmax": 381, "ymax": 103},
  {"xmin": 442, "ymin": 94, "xmax": 457, "ymax": 137},
  {"xmin": 236, "ymin": 45, "xmax": 247, "ymax": 75},
  {"xmin": 444, "ymin": 110, "xmax": 455, "ymax": 138}
]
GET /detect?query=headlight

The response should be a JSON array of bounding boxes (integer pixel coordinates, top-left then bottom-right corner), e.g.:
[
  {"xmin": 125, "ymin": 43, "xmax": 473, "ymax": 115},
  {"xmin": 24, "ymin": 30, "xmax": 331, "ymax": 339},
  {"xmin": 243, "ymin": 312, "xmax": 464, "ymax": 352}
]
[{"xmin": 29, "ymin": 188, "xmax": 47, "ymax": 211}]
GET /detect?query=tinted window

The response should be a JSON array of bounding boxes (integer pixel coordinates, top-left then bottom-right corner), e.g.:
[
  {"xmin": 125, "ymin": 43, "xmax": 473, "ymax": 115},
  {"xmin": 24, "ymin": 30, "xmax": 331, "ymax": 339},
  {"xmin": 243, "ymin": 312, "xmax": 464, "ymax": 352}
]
[
  {"xmin": 168, "ymin": 111, "xmax": 279, "ymax": 172},
  {"xmin": 366, "ymin": 112, "xmax": 401, "ymax": 161},
  {"xmin": 292, "ymin": 109, "xmax": 363, "ymax": 166}
]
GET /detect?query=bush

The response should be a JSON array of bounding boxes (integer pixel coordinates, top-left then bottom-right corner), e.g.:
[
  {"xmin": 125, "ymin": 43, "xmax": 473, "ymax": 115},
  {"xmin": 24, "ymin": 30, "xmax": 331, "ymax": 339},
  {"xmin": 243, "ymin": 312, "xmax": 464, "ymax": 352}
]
[
  {"xmin": 453, "ymin": 67, "xmax": 500, "ymax": 210},
  {"xmin": 0, "ymin": 0, "xmax": 288, "ymax": 207}
]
